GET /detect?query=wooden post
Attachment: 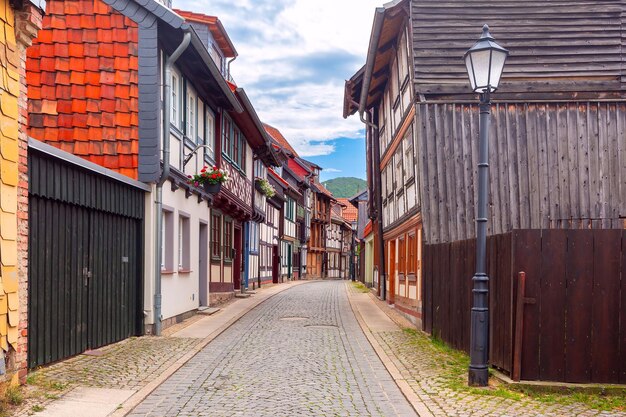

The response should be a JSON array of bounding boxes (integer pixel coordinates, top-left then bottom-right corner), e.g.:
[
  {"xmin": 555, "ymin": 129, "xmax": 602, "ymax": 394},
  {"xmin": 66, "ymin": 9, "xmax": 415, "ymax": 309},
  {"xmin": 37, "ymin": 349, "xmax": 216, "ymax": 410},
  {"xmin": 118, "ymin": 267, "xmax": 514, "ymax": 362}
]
[
  {"xmin": 512, "ymin": 272, "xmax": 526, "ymax": 381},
  {"xmin": 512, "ymin": 271, "xmax": 536, "ymax": 381}
]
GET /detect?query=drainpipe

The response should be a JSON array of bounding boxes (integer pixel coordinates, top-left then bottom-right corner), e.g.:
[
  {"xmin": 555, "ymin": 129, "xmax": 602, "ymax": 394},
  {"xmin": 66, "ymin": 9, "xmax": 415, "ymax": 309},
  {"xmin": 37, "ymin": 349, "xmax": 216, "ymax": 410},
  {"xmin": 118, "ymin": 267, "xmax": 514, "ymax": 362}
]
[
  {"xmin": 243, "ymin": 221, "xmax": 250, "ymax": 293},
  {"xmin": 360, "ymin": 110, "xmax": 386, "ymax": 302},
  {"xmin": 154, "ymin": 29, "xmax": 191, "ymax": 336},
  {"xmin": 227, "ymin": 56, "xmax": 237, "ymax": 82}
]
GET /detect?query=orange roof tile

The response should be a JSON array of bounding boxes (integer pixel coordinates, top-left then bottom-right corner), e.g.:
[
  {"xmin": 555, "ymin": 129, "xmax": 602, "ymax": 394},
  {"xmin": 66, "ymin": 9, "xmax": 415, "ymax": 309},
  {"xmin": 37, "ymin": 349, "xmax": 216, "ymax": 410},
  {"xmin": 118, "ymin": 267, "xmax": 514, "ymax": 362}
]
[
  {"xmin": 26, "ymin": 0, "xmax": 141, "ymax": 179},
  {"xmin": 263, "ymin": 123, "xmax": 298, "ymax": 157},
  {"xmin": 174, "ymin": 9, "xmax": 237, "ymax": 58},
  {"xmin": 338, "ymin": 198, "xmax": 358, "ymax": 222},
  {"xmin": 314, "ymin": 181, "xmax": 334, "ymax": 199}
]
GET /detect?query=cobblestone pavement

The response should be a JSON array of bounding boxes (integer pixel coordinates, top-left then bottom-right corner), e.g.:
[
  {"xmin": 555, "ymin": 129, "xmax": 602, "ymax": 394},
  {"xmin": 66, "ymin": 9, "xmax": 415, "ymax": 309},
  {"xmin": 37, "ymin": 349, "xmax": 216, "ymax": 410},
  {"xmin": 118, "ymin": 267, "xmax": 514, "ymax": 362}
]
[
  {"xmin": 32, "ymin": 336, "xmax": 201, "ymax": 390},
  {"xmin": 129, "ymin": 281, "xmax": 417, "ymax": 417},
  {"xmin": 374, "ymin": 325, "xmax": 626, "ymax": 417},
  {"xmin": 14, "ymin": 337, "xmax": 201, "ymax": 416}
]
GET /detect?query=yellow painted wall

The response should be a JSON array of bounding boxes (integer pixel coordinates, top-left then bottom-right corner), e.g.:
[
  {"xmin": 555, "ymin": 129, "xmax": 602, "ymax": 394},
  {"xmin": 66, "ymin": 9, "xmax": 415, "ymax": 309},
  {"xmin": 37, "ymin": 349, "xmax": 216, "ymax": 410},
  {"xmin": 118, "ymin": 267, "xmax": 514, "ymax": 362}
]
[{"xmin": 0, "ymin": 0, "xmax": 20, "ymax": 354}]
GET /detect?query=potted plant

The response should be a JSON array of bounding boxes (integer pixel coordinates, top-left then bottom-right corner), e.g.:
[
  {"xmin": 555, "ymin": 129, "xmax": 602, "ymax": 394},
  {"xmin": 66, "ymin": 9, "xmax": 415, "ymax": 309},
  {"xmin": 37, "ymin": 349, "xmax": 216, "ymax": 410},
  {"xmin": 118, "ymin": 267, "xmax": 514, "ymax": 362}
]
[
  {"xmin": 255, "ymin": 178, "xmax": 276, "ymax": 198},
  {"xmin": 188, "ymin": 165, "xmax": 229, "ymax": 194}
]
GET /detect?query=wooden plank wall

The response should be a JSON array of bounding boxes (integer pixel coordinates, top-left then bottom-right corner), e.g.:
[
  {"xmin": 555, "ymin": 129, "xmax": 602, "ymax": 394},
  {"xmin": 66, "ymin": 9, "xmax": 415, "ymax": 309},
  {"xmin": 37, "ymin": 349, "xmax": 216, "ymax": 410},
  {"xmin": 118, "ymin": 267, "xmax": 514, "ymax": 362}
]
[
  {"xmin": 417, "ymin": 102, "xmax": 626, "ymax": 245},
  {"xmin": 410, "ymin": 0, "xmax": 626, "ymax": 96}
]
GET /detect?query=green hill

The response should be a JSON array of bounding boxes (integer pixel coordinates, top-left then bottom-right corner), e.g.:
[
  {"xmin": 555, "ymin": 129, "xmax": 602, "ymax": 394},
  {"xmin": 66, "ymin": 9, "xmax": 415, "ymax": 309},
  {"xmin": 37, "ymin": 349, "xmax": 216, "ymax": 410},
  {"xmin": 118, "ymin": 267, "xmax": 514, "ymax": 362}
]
[{"xmin": 322, "ymin": 177, "xmax": 367, "ymax": 198}]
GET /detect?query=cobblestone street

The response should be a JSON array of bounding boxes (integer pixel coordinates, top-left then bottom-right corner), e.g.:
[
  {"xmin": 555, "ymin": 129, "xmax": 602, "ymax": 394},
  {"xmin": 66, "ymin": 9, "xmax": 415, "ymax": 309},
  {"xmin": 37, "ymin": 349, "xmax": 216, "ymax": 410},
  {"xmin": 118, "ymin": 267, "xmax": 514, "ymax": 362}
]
[{"xmin": 129, "ymin": 281, "xmax": 417, "ymax": 417}]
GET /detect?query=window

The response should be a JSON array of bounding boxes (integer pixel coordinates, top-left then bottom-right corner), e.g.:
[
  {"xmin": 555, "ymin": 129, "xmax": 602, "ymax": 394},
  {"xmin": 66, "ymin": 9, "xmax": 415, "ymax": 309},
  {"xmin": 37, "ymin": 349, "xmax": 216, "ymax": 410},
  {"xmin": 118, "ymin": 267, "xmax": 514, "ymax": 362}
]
[
  {"xmin": 171, "ymin": 73, "xmax": 181, "ymax": 128},
  {"xmin": 224, "ymin": 219, "xmax": 232, "ymax": 261},
  {"xmin": 209, "ymin": 44, "xmax": 223, "ymax": 75},
  {"xmin": 398, "ymin": 238, "xmax": 406, "ymax": 274},
  {"xmin": 205, "ymin": 107, "xmax": 215, "ymax": 160},
  {"xmin": 285, "ymin": 197, "xmax": 295, "ymax": 221},
  {"xmin": 250, "ymin": 222, "xmax": 259, "ymax": 253},
  {"xmin": 178, "ymin": 215, "xmax": 190, "ymax": 271},
  {"xmin": 407, "ymin": 233, "xmax": 416, "ymax": 274},
  {"xmin": 162, "ymin": 209, "xmax": 174, "ymax": 271},
  {"xmin": 186, "ymin": 93, "xmax": 196, "ymax": 141},
  {"xmin": 395, "ymin": 148, "xmax": 404, "ymax": 192},
  {"xmin": 233, "ymin": 128, "xmax": 239, "ymax": 165},
  {"xmin": 403, "ymin": 128, "xmax": 415, "ymax": 182},
  {"xmin": 211, "ymin": 214, "xmax": 221, "ymax": 259},
  {"xmin": 254, "ymin": 159, "xmax": 266, "ymax": 180},
  {"xmin": 222, "ymin": 115, "xmax": 231, "ymax": 160}
]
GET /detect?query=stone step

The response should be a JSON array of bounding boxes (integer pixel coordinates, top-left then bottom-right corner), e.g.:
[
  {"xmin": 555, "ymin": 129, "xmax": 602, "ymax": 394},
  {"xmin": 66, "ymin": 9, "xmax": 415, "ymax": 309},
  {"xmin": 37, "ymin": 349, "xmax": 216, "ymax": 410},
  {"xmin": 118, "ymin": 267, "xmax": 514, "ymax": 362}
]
[
  {"xmin": 198, "ymin": 307, "xmax": 221, "ymax": 315},
  {"xmin": 234, "ymin": 293, "xmax": 251, "ymax": 299}
]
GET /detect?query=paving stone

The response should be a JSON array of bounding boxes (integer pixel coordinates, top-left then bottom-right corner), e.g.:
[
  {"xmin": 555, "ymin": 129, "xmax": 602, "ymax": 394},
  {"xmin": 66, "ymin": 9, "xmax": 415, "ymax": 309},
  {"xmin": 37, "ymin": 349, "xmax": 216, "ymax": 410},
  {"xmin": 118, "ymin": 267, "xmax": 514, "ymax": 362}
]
[{"xmin": 129, "ymin": 281, "xmax": 417, "ymax": 417}]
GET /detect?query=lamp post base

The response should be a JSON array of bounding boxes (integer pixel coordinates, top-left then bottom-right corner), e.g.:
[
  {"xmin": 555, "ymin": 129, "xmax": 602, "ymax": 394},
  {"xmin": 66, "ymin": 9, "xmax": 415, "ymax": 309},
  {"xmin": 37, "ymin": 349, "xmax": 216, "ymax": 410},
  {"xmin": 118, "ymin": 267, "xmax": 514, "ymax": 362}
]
[{"xmin": 468, "ymin": 365, "xmax": 489, "ymax": 386}]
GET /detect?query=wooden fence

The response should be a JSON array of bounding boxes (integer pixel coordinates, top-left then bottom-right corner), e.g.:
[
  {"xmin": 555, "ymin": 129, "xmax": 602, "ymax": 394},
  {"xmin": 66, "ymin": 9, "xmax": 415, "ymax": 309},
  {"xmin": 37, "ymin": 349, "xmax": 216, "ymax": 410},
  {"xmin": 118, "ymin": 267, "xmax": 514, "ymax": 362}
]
[{"xmin": 422, "ymin": 229, "xmax": 626, "ymax": 384}]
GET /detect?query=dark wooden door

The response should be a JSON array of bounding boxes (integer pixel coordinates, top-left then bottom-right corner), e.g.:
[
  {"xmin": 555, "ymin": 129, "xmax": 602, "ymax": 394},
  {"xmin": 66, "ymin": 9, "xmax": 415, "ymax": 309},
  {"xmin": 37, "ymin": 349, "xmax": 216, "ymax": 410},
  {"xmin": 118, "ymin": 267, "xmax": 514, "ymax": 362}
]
[
  {"xmin": 272, "ymin": 245, "xmax": 279, "ymax": 283},
  {"xmin": 28, "ymin": 150, "xmax": 143, "ymax": 368},
  {"xmin": 233, "ymin": 227, "xmax": 242, "ymax": 290}
]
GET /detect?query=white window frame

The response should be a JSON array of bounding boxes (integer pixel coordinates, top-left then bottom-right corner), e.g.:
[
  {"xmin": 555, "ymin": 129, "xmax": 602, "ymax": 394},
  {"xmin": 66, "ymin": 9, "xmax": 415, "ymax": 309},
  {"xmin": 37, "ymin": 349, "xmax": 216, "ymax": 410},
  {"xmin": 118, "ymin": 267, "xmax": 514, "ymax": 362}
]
[
  {"xmin": 171, "ymin": 71, "xmax": 181, "ymax": 129},
  {"xmin": 187, "ymin": 90, "xmax": 197, "ymax": 141},
  {"xmin": 178, "ymin": 214, "xmax": 190, "ymax": 271},
  {"xmin": 162, "ymin": 209, "xmax": 174, "ymax": 271},
  {"xmin": 205, "ymin": 106, "xmax": 215, "ymax": 161}
]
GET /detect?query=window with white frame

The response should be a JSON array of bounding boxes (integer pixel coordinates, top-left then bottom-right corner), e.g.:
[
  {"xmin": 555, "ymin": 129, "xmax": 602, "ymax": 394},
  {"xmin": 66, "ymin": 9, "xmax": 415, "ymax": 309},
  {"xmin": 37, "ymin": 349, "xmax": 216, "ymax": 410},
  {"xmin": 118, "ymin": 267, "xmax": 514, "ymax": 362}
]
[
  {"xmin": 205, "ymin": 106, "xmax": 215, "ymax": 161},
  {"xmin": 162, "ymin": 209, "xmax": 174, "ymax": 271},
  {"xmin": 250, "ymin": 222, "xmax": 259, "ymax": 253},
  {"xmin": 178, "ymin": 214, "xmax": 190, "ymax": 271},
  {"xmin": 186, "ymin": 90, "xmax": 197, "ymax": 141},
  {"xmin": 171, "ymin": 72, "xmax": 181, "ymax": 129},
  {"xmin": 403, "ymin": 128, "xmax": 415, "ymax": 182}
]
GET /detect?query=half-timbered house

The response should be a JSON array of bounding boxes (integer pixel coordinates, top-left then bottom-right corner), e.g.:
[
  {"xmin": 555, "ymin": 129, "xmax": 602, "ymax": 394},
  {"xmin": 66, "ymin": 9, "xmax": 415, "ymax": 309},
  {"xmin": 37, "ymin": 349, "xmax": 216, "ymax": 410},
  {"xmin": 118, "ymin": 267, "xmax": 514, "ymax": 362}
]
[
  {"xmin": 347, "ymin": 0, "xmax": 626, "ymax": 383},
  {"xmin": 344, "ymin": 0, "xmax": 423, "ymax": 323}
]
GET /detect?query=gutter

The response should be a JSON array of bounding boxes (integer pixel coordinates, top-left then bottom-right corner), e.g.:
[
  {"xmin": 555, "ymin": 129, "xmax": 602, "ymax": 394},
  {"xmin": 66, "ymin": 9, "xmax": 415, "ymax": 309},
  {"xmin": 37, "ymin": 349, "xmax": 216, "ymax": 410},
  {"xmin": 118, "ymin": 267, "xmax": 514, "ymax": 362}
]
[
  {"xmin": 188, "ymin": 33, "xmax": 243, "ymax": 113},
  {"xmin": 154, "ymin": 29, "xmax": 192, "ymax": 336}
]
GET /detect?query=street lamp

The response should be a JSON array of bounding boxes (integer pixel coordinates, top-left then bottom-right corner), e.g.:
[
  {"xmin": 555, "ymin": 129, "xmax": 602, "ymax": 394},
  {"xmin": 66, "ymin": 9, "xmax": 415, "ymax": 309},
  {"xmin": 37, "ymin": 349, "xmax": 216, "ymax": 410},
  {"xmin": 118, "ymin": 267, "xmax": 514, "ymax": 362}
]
[{"xmin": 464, "ymin": 24, "xmax": 508, "ymax": 387}]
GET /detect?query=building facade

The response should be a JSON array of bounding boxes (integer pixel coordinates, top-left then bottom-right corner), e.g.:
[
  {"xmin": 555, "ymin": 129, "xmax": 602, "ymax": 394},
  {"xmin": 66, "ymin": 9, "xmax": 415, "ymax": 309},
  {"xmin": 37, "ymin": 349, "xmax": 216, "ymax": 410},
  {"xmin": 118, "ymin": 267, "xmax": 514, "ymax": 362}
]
[{"xmin": 344, "ymin": 0, "xmax": 423, "ymax": 324}]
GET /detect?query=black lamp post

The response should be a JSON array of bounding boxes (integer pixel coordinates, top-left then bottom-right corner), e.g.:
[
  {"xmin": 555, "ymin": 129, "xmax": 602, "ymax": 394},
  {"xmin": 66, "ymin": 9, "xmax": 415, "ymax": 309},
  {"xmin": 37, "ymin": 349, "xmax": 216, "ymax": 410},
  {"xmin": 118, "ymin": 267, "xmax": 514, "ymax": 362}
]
[{"xmin": 464, "ymin": 24, "xmax": 508, "ymax": 387}]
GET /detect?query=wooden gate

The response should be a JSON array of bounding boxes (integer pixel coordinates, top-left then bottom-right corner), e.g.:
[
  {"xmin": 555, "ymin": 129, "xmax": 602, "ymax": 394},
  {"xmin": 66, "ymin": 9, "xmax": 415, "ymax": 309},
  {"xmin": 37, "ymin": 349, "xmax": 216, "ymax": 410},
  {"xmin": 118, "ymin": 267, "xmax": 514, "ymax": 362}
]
[
  {"xmin": 28, "ymin": 147, "xmax": 145, "ymax": 368},
  {"xmin": 423, "ymin": 229, "xmax": 626, "ymax": 384}
]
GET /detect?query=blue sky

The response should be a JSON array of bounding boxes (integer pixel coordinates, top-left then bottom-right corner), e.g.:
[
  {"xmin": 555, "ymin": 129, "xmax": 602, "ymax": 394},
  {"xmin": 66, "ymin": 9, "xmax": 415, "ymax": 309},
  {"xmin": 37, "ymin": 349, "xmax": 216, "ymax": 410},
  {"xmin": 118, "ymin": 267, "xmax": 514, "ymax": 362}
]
[
  {"xmin": 175, "ymin": 0, "xmax": 381, "ymax": 179},
  {"xmin": 307, "ymin": 138, "xmax": 366, "ymax": 182}
]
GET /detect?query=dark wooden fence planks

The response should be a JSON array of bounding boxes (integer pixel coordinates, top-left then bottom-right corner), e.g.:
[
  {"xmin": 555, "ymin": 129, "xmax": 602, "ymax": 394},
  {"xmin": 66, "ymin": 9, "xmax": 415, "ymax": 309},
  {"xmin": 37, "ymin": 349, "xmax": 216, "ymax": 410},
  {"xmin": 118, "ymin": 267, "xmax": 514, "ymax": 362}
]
[{"xmin": 423, "ymin": 229, "xmax": 626, "ymax": 383}]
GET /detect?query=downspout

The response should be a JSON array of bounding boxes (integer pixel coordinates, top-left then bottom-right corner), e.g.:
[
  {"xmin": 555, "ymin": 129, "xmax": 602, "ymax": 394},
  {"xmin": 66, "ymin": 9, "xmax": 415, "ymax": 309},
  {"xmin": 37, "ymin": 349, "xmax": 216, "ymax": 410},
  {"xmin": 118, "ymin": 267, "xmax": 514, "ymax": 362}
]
[
  {"xmin": 154, "ymin": 29, "xmax": 191, "ymax": 336},
  {"xmin": 360, "ymin": 109, "xmax": 386, "ymax": 302},
  {"xmin": 227, "ymin": 56, "xmax": 237, "ymax": 82},
  {"xmin": 243, "ymin": 221, "xmax": 250, "ymax": 293}
]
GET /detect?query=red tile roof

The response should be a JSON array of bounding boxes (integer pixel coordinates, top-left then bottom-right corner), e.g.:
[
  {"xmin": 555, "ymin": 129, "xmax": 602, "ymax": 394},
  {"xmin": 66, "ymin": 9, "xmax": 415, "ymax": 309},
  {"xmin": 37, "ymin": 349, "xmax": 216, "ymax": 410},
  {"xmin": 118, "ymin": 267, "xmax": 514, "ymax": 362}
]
[
  {"xmin": 315, "ymin": 181, "xmax": 334, "ymax": 199},
  {"xmin": 263, "ymin": 123, "xmax": 298, "ymax": 157},
  {"xmin": 268, "ymin": 167, "xmax": 290, "ymax": 188},
  {"xmin": 174, "ymin": 9, "xmax": 237, "ymax": 58},
  {"xmin": 27, "ymin": 0, "xmax": 139, "ymax": 179},
  {"xmin": 338, "ymin": 198, "xmax": 358, "ymax": 222},
  {"xmin": 287, "ymin": 158, "xmax": 309, "ymax": 181}
]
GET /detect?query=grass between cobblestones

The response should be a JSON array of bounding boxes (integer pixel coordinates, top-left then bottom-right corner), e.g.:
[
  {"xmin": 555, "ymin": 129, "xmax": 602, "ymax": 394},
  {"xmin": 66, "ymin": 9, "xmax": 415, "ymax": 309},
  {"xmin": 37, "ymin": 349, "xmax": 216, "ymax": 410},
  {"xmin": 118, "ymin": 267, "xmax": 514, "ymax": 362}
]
[
  {"xmin": 402, "ymin": 328, "xmax": 626, "ymax": 412},
  {"xmin": 350, "ymin": 281, "xmax": 371, "ymax": 293}
]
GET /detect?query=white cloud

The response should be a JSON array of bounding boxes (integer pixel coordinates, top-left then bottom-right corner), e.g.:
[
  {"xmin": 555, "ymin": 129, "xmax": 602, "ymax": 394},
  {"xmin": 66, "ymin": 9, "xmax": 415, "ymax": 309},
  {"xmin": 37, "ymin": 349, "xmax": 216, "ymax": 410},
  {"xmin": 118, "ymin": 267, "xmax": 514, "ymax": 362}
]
[
  {"xmin": 323, "ymin": 168, "xmax": 342, "ymax": 173},
  {"xmin": 174, "ymin": 0, "xmax": 381, "ymax": 157}
]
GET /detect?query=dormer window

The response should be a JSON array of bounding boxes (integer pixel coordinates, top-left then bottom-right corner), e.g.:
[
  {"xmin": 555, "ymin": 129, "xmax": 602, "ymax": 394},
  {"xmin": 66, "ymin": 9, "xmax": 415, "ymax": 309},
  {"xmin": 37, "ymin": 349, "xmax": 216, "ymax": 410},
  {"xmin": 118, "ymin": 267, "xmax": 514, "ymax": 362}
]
[{"xmin": 209, "ymin": 44, "xmax": 224, "ymax": 76}]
